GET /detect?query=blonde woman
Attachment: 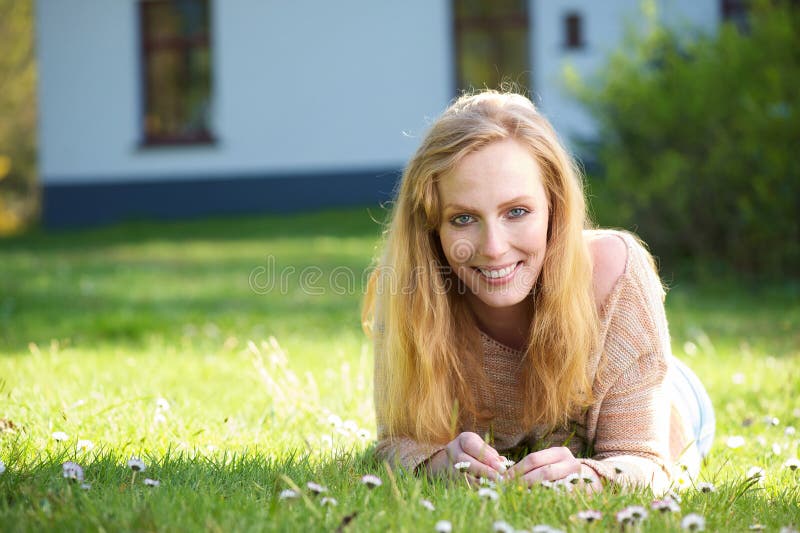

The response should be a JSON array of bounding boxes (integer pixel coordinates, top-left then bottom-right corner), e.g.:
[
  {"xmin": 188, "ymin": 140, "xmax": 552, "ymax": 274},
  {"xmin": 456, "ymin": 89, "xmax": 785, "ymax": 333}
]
[{"xmin": 363, "ymin": 91, "xmax": 714, "ymax": 493}]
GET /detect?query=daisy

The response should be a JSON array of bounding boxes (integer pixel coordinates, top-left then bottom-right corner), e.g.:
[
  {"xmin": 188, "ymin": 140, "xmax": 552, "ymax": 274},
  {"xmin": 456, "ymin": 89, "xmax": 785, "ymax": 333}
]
[
  {"xmin": 51, "ymin": 431, "xmax": 69, "ymax": 442},
  {"xmin": 477, "ymin": 487, "xmax": 499, "ymax": 500},
  {"xmin": 342, "ymin": 420, "xmax": 358, "ymax": 433},
  {"xmin": 667, "ymin": 490, "xmax": 683, "ymax": 503},
  {"xmin": 0, "ymin": 460, "xmax": 5, "ymax": 475},
  {"xmin": 539, "ymin": 480, "xmax": 555, "ymax": 489},
  {"xmin": 357, "ymin": 429, "xmax": 370, "ymax": 440},
  {"xmin": 681, "ymin": 513, "xmax": 706, "ymax": 531},
  {"xmin": 306, "ymin": 481, "xmax": 327, "ymax": 494},
  {"xmin": 153, "ymin": 412, "xmax": 167, "ymax": 425},
  {"xmin": 616, "ymin": 508, "xmax": 634, "ymax": 525},
  {"xmin": 628, "ymin": 506, "xmax": 648, "ymax": 521},
  {"xmin": 156, "ymin": 397, "xmax": 170, "ymax": 411},
  {"xmin": 746, "ymin": 466, "xmax": 766, "ymax": 482},
  {"xmin": 697, "ymin": 482, "xmax": 716, "ymax": 493},
  {"xmin": 785, "ymin": 426, "xmax": 796, "ymax": 436},
  {"xmin": 361, "ymin": 474, "xmax": 382, "ymax": 488},
  {"xmin": 772, "ymin": 443, "xmax": 783, "ymax": 455},
  {"xmin": 726, "ymin": 436, "xmax": 746, "ymax": 449},
  {"xmin": 493, "ymin": 520, "xmax": 514, "ymax": 533},
  {"xmin": 782, "ymin": 458, "xmax": 800, "ymax": 471},
  {"xmin": 62, "ymin": 461, "xmax": 84, "ymax": 483},
  {"xmin": 563, "ymin": 473, "xmax": 581, "ymax": 485},
  {"xmin": 764, "ymin": 416, "xmax": 780, "ymax": 426},
  {"xmin": 651, "ymin": 499, "xmax": 681, "ymax": 513},
  {"xmin": 326, "ymin": 414, "xmax": 342, "ymax": 428},
  {"xmin": 127, "ymin": 457, "xmax": 146, "ymax": 472},
  {"xmin": 320, "ymin": 496, "xmax": 337, "ymax": 506},
  {"xmin": 320, "ymin": 435, "xmax": 333, "ymax": 447},
  {"xmin": 80, "ymin": 482, "xmax": 91, "ymax": 490},
  {"xmin": 435, "ymin": 520, "xmax": 452, "ymax": 532},
  {"xmin": 749, "ymin": 525, "xmax": 766, "ymax": 531},
  {"xmin": 500, "ymin": 458, "xmax": 515, "ymax": 469},
  {"xmin": 420, "ymin": 499, "xmax": 435, "ymax": 511},
  {"xmin": 576, "ymin": 510, "xmax": 602, "ymax": 522},
  {"xmin": 279, "ymin": 489, "xmax": 298, "ymax": 500},
  {"xmin": 76, "ymin": 439, "xmax": 95, "ymax": 452},
  {"xmin": 453, "ymin": 461, "xmax": 471, "ymax": 472},
  {"xmin": 532, "ymin": 527, "xmax": 564, "ymax": 533},
  {"xmin": 143, "ymin": 478, "xmax": 160, "ymax": 487}
]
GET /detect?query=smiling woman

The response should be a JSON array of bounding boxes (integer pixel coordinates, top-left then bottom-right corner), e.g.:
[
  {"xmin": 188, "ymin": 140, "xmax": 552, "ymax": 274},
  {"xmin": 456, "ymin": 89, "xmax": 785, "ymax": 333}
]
[{"xmin": 362, "ymin": 91, "xmax": 714, "ymax": 494}]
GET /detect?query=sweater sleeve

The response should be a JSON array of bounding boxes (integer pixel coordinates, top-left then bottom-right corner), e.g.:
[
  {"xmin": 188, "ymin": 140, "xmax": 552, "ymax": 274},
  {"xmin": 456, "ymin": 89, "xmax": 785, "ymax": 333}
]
[{"xmin": 578, "ymin": 232, "xmax": 674, "ymax": 494}]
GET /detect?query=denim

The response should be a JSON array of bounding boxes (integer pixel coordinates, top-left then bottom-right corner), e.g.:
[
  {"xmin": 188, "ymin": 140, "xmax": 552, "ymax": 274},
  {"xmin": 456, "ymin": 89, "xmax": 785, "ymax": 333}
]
[{"xmin": 667, "ymin": 355, "xmax": 715, "ymax": 457}]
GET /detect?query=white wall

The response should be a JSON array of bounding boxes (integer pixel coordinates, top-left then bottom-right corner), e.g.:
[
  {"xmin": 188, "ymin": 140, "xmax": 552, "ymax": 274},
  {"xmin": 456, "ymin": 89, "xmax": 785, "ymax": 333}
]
[
  {"xmin": 36, "ymin": 0, "xmax": 453, "ymax": 184},
  {"xmin": 532, "ymin": 0, "xmax": 718, "ymax": 151}
]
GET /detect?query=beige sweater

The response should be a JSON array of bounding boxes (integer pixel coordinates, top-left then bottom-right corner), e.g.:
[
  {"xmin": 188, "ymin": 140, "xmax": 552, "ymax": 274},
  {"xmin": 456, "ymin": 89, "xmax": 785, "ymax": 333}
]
[{"xmin": 374, "ymin": 230, "xmax": 694, "ymax": 493}]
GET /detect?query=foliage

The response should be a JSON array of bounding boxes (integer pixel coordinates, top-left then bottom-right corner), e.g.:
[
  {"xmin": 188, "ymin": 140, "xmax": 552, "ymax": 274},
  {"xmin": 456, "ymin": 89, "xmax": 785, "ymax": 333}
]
[
  {"xmin": 1, "ymin": 210, "xmax": 799, "ymax": 530},
  {"xmin": 573, "ymin": 1, "xmax": 800, "ymax": 278},
  {"xmin": 0, "ymin": 0, "xmax": 37, "ymax": 234}
]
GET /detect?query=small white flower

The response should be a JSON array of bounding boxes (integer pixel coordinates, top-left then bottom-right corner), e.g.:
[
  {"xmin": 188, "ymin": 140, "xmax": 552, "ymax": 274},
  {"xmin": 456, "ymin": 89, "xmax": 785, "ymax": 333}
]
[
  {"xmin": 76, "ymin": 439, "xmax": 94, "ymax": 452},
  {"xmin": 746, "ymin": 466, "xmax": 766, "ymax": 482},
  {"xmin": 675, "ymin": 471, "xmax": 693, "ymax": 490},
  {"xmin": 320, "ymin": 435, "xmax": 333, "ymax": 447},
  {"xmin": 500, "ymin": 458, "xmax": 515, "ymax": 469},
  {"xmin": 361, "ymin": 474, "xmax": 382, "ymax": 488},
  {"xmin": 342, "ymin": 420, "xmax": 358, "ymax": 433},
  {"xmin": 681, "ymin": 513, "xmax": 706, "ymax": 531},
  {"xmin": 320, "ymin": 496, "xmax": 337, "ymax": 506},
  {"xmin": 62, "ymin": 461, "xmax": 84, "ymax": 482},
  {"xmin": 435, "ymin": 520, "xmax": 453, "ymax": 532},
  {"xmin": 731, "ymin": 372, "xmax": 745, "ymax": 384},
  {"xmin": 683, "ymin": 341, "xmax": 698, "ymax": 355},
  {"xmin": 477, "ymin": 487, "xmax": 499, "ymax": 500},
  {"xmin": 651, "ymin": 499, "xmax": 681, "ymax": 513},
  {"xmin": 563, "ymin": 473, "xmax": 581, "ymax": 485},
  {"xmin": 127, "ymin": 457, "xmax": 146, "ymax": 472},
  {"xmin": 785, "ymin": 426, "xmax": 796, "ymax": 436},
  {"xmin": 764, "ymin": 416, "xmax": 780, "ymax": 426},
  {"xmin": 782, "ymin": 458, "xmax": 800, "ymax": 471},
  {"xmin": 667, "ymin": 490, "xmax": 683, "ymax": 503},
  {"xmin": 493, "ymin": 520, "xmax": 515, "ymax": 533},
  {"xmin": 749, "ymin": 525, "xmax": 766, "ymax": 531},
  {"xmin": 420, "ymin": 499, "xmax": 435, "ymax": 511},
  {"xmin": 326, "ymin": 414, "xmax": 342, "ymax": 428},
  {"xmin": 479, "ymin": 477, "xmax": 496, "ymax": 488},
  {"xmin": 697, "ymin": 482, "xmax": 716, "ymax": 493},
  {"xmin": 779, "ymin": 527, "xmax": 799, "ymax": 533},
  {"xmin": 539, "ymin": 480, "xmax": 555, "ymax": 489},
  {"xmin": 627, "ymin": 506, "xmax": 648, "ymax": 521},
  {"xmin": 279, "ymin": 489, "xmax": 298, "ymax": 500},
  {"xmin": 80, "ymin": 482, "xmax": 91, "ymax": 490},
  {"xmin": 153, "ymin": 412, "xmax": 167, "ymax": 425},
  {"xmin": 357, "ymin": 428, "xmax": 370, "ymax": 440},
  {"xmin": 143, "ymin": 478, "xmax": 160, "ymax": 487},
  {"xmin": 576, "ymin": 510, "xmax": 602, "ymax": 522},
  {"xmin": 616, "ymin": 508, "xmax": 634, "ymax": 525},
  {"xmin": 726, "ymin": 435, "xmax": 746, "ymax": 449},
  {"xmin": 453, "ymin": 461, "xmax": 471, "ymax": 472},
  {"xmin": 532, "ymin": 527, "xmax": 563, "ymax": 533},
  {"xmin": 772, "ymin": 443, "xmax": 783, "ymax": 455},
  {"xmin": 51, "ymin": 431, "xmax": 69, "ymax": 442},
  {"xmin": 756, "ymin": 435, "xmax": 767, "ymax": 446},
  {"xmin": 155, "ymin": 397, "xmax": 170, "ymax": 411},
  {"xmin": 0, "ymin": 460, "xmax": 5, "ymax": 475},
  {"xmin": 306, "ymin": 481, "xmax": 327, "ymax": 494}
]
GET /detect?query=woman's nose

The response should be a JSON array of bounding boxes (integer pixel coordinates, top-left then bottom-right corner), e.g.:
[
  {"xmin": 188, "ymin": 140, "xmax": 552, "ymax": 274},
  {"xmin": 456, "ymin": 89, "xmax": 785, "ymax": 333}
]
[{"xmin": 478, "ymin": 221, "xmax": 508, "ymax": 260}]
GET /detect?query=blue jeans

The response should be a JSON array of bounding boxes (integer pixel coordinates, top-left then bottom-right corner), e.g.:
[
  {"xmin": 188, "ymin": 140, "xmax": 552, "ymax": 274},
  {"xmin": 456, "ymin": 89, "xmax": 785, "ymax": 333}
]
[{"xmin": 667, "ymin": 356, "xmax": 715, "ymax": 457}]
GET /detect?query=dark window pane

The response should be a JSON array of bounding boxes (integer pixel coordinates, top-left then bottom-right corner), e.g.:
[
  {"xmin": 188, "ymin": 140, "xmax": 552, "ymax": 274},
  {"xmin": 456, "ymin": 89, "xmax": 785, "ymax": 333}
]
[{"xmin": 565, "ymin": 13, "xmax": 584, "ymax": 49}]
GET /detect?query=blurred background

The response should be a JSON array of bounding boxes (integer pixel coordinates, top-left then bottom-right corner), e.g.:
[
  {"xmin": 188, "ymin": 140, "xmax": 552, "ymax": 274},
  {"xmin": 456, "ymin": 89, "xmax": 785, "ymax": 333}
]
[{"xmin": 0, "ymin": 0, "xmax": 798, "ymax": 278}]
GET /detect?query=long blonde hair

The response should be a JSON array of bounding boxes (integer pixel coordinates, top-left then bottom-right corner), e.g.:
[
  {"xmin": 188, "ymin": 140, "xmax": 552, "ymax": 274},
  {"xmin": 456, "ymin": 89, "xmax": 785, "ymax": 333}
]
[{"xmin": 363, "ymin": 91, "xmax": 598, "ymax": 444}]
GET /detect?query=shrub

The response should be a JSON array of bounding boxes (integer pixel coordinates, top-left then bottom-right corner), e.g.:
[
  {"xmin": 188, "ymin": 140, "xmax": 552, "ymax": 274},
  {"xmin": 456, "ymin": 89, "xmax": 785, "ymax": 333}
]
[{"xmin": 574, "ymin": 1, "xmax": 800, "ymax": 278}]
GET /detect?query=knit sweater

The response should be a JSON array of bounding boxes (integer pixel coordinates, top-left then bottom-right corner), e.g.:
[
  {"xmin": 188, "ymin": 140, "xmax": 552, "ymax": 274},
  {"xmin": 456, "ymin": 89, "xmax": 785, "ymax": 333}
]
[{"xmin": 374, "ymin": 230, "xmax": 694, "ymax": 493}]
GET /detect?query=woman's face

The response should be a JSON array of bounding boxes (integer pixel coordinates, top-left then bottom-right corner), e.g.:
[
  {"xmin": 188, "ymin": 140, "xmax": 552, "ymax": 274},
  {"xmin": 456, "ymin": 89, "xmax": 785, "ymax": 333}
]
[{"xmin": 437, "ymin": 138, "xmax": 549, "ymax": 313}]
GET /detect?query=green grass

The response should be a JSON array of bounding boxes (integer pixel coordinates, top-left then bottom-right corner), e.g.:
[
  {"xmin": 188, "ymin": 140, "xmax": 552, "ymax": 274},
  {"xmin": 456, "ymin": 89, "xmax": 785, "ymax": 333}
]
[{"xmin": 1, "ymin": 207, "xmax": 799, "ymax": 532}]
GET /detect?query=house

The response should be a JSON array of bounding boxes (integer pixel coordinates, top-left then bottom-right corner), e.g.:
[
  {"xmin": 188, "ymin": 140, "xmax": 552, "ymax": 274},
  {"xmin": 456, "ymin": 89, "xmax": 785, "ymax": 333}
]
[{"xmin": 35, "ymin": 0, "xmax": 721, "ymax": 227}]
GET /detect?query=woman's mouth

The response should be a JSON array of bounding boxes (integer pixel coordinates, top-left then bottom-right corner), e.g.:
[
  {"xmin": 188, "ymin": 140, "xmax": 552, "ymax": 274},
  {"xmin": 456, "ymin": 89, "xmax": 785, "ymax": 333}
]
[{"xmin": 472, "ymin": 261, "xmax": 523, "ymax": 284}]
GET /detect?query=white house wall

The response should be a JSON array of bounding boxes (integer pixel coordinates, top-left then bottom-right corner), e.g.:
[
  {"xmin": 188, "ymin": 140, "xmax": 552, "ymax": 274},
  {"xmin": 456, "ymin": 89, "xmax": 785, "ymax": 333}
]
[{"xmin": 36, "ymin": 0, "xmax": 453, "ymax": 185}]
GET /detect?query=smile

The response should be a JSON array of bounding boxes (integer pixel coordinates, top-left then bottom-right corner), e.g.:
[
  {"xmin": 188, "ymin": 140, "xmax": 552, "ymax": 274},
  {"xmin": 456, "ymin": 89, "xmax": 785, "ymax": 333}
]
[{"xmin": 473, "ymin": 261, "xmax": 522, "ymax": 281}]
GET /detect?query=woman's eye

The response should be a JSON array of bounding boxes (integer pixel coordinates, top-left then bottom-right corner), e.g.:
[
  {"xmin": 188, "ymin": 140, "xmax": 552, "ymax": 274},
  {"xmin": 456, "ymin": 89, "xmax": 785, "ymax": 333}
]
[
  {"xmin": 508, "ymin": 207, "xmax": 529, "ymax": 218},
  {"xmin": 451, "ymin": 214, "xmax": 474, "ymax": 226}
]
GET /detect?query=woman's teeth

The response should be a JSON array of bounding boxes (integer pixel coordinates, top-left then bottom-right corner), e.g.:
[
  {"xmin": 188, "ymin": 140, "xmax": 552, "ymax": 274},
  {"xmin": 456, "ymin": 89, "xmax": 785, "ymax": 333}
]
[{"xmin": 478, "ymin": 263, "xmax": 517, "ymax": 278}]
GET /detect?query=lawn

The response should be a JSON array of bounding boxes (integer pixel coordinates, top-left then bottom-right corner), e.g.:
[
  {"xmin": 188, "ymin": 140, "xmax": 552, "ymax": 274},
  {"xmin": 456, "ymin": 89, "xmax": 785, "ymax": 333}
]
[{"xmin": 0, "ymin": 207, "xmax": 798, "ymax": 532}]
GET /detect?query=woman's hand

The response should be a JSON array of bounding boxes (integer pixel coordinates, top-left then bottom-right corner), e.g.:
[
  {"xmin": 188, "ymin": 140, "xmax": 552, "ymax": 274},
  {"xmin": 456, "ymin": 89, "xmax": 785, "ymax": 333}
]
[
  {"xmin": 424, "ymin": 432, "xmax": 508, "ymax": 482},
  {"xmin": 505, "ymin": 446, "xmax": 602, "ymax": 491}
]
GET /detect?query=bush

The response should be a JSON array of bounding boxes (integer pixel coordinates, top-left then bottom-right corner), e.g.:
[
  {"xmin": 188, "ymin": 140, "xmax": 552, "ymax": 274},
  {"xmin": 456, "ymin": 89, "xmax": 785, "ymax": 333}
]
[{"xmin": 574, "ymin": 1, "xmax": 799, "ymax": 278}]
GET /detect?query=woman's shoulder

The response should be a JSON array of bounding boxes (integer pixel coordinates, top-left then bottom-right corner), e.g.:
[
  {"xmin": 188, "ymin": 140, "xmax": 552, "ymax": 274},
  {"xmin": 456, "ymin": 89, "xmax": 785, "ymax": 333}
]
[{"xmin": 583, "ymin": 229, "xmax": 664, "ymax": 311}]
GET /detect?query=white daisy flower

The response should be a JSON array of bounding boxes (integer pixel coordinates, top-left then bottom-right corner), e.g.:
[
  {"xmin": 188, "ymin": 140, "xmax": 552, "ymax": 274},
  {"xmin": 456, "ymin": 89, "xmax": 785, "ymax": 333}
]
[
  {"xmin": 785, "ymin": 426, "xmax": 796, "ymax": 436},
  {"xmin": 143, "ymin": 478, "xmax": 160, "ymax": 487},
  {"xmin": 651, "ymin": 499, "xmax": 681, "ymax": 513},
  {"xmin": 697, "ymin": 482, "xmax": 716, "ymax": 493},
  {"xmin": 342, "ymin": 420, "xmax": 358, "ymax": 433},
  {"xmin": 155, "ymin": 397, "xmax": 170, "ymax": 411},
  {"xmin": 764, "ymin": 416, "xmax": 780, "ymax": 426},
  {"xmin": 683, "ymin": 341, "xmax": 697, "ymax": 356},
  {"xmin": 479, "ymin": 477, "xmax": 496, "ymax": 488},
  {"xmin": 76, "ymin": 439, "xmax": 94, "ymax": 452},
  {"xmin": 746, "ymin": 466, "xmax": 766, "ymax": 482},
  {"xmin": 435, "ymin": 520, "xmax": 452, "ymax": 532},
  {"xmin": 80, "ymin": 482, "xmax": 91, "ymax": 490},
  {"xmin": 782, "ymin": 458, "xmax": 800, "ymax": 471},
  {"xmin": 326, "ymin": 414, "xmax": 342, "ymax": 428},
  {"xmin": 563, "ymin": 473, "xmax": 581, "ymax": 485},
  {"xmin": 532, "ymin": 527, "xmax": 563, "ymax": 533},
  {"xmin": 357, "ymin": 429, "xmax": 370, "ymax": 440},
  {"xmin": 681, "ymin": 513, "xmax": 706, "ymax": 531},
  {"xmin": 361, "ymin": 474, "xmax": 382, "ymax": 488},
  {"xmin": 667, "ymin": 490, "xmax": 683, "ymax": 503},
  {"xmin": 500, "ymin": 458, "xmax": 515, "ymax": 469},
  {"xmin": 127, "ymin": 457, "xmax": 146, "ymax": 472},
  {"xmin": 627, "ymin": 506, "xmax": 648, "ymax": 521},
  {"xmin": 453, "ymin": 461, "xmax": 471, "ymax": 472},
  {"xmin": 51, "ymin": 431, "xmax": 69, "ymax": 442},
  {"xmin": 772, "ymin": 443, "xmax": 783, "ymax": 455},
  {"xmin": 153, "ymin": 412, "xmax": 167, "ymax": 425},
  {"xmin": 731, "ymin": 372, "xmax": 745, "ymax": 384},
  {"xmin": 62, "ymin": 461, "xmax": 84, "ymax": 482},
  {"xmin": 279, "ymin": 489, "xmax": 298, "ymax": 500},
  {"xmin": 320, "ymin": 435, "xmax": 333, "ymax": 447},
  {"xmin": 675, "ymin": 471, "xmax": 693, "ymax": 490},
  {"xmin": 616, "ymin": 508, "xmax": 634, "ymax": 525},
  {"xmin": 779, "ymin": 527, "xmax": 799, "ymax": 533},
  {"xmin": 477, "ymin": 487, "xmax": 499, "ymax": 500},
  {"xmin": 420, "ymin": 499, "xmax": 435, "ymax": 511},
  {"xmin": 493, "ymin": 520, "xmax": 515, "ymax": 533},
  {"xmin": 320, "ymin": 496, "xmax": 337, "ymax": 506},
  {"xmin": 306, "ymin": 481, "xmax": 327, "ymax": 494},
  {"xmin": 726, "ymin": 435, "xmax": 746, "ymax": 449},
  {"xmin": 756, "ymin": 435, "xmax": 768, "ymax": 446},
  {"xmin": 539, "ymin": 480, "xmax": 555, "ymax": 489},
  {"xmin": 0, "ymin": 460, "xmax": 5, "ymax": 475},
  {"xmin": 749, "ymin": 525, "xmax": 766, "ymax": 531},
  {"xmin": 576, "ymin": 510, "xmax": 602, "ymax": 522}
]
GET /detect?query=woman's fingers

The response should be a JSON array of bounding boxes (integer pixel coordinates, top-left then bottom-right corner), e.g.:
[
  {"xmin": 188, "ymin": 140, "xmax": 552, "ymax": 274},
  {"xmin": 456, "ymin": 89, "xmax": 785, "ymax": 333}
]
[
  {"xmin": 520, "ymin": 460, "xmax": 581, "ymax": 484},
  {"xmin": 457, "ymin": 433, "xmax": 506, "ymax": 474},
  {"xmin": 507, "ymin": 447, "xmax": 572, "ymax": 478}
]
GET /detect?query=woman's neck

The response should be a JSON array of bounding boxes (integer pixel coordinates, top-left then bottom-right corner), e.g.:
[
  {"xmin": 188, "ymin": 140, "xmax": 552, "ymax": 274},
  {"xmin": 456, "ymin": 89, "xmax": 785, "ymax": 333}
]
[{"xmin": 466, "ymin": 294, "xmax": 534, "ymax": 351}]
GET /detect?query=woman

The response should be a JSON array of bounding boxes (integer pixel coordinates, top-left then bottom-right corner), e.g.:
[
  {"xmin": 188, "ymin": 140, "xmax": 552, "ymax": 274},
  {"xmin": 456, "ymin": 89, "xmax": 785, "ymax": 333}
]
[{"xmin": 362, "ymin": 91, "xmax": 714, "ymax": 493}]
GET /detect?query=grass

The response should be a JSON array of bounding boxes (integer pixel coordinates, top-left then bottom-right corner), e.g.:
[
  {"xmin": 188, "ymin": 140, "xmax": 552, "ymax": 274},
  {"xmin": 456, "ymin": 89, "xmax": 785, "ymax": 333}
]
[{"xmin": 0, "ymin": 207, "xmax": 799, "ymax": 532}]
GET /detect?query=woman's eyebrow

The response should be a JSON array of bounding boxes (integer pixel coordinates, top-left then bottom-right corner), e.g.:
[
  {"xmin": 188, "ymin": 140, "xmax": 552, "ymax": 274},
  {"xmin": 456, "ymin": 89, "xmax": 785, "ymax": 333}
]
[{"xmin": 442, "ymin": 196, "xmax": 536, "ymax": 212}]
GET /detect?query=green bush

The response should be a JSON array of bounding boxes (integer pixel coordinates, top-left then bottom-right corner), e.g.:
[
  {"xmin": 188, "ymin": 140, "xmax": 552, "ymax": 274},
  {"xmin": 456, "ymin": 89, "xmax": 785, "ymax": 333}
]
[{"xmin": 574, "ymin": 1, "xmax": 799, "ymax": 278}]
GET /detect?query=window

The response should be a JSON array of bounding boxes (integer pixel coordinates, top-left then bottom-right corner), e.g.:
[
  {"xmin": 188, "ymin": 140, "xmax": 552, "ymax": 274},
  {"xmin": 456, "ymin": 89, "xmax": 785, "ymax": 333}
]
[
  {"xmin": 564, "ymin": 12, "xmax": 584, "ymax": 49},
  {"xmin": 453, "ymin": 0, "xmax": 531, "ymax": 94},
  {"xmin": 720, "ymin": 0, "xmax": 749, "ymax": 30},
  {"xmin": 139, "ymin": 0, "xmax": 213, "ymax": 146}
]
